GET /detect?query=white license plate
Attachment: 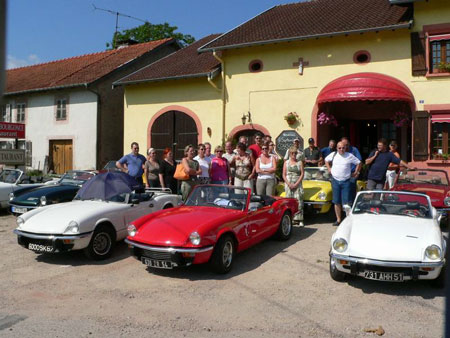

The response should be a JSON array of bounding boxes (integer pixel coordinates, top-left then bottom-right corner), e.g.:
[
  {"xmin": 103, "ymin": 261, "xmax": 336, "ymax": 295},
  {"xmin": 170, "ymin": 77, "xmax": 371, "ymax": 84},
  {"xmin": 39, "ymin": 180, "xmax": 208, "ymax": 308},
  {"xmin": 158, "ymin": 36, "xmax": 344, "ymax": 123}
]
[
  {"xmin": 12, "ymin": 206, "xmax": 27, "ymax": 214},
  {"xmin": 363, "ymin": 271, "xmax": 403, "ymax": 282},
  {"xmin": 28, "ymin": 243, "xmax": 54, "ymax": 253},
  {"xmin": 141, "ymin": 257, "xmax": 173, "ymax": 269}
]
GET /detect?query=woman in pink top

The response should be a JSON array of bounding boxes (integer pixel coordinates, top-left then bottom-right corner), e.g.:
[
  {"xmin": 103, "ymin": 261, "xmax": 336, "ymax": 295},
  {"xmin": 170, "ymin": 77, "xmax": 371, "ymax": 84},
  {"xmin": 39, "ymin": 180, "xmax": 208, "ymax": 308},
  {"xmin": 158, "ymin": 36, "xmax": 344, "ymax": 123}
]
[{"xmin": 209, "ymin": 145, "xmax": 231, "ymax": 185}]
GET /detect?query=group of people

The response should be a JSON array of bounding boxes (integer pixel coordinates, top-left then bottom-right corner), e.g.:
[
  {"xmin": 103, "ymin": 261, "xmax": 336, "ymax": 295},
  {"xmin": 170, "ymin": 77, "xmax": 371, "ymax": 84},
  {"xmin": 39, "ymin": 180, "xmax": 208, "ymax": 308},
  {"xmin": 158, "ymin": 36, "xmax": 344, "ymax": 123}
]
[{"xmin": 115, "ymin": 134, "xmax": 412, "ymax": 227}]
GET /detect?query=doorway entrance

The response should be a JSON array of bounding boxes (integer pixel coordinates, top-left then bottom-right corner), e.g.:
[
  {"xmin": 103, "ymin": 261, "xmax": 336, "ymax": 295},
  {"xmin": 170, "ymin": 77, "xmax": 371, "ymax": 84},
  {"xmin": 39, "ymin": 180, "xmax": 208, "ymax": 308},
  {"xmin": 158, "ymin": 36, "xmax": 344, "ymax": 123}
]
[
  {"xmin": 49, "ymin": 140, "xmax": 73, "ymax": 174},
  {"xmin": 150, "ymin": 110, "xmax": 198, "ymax": 161}
]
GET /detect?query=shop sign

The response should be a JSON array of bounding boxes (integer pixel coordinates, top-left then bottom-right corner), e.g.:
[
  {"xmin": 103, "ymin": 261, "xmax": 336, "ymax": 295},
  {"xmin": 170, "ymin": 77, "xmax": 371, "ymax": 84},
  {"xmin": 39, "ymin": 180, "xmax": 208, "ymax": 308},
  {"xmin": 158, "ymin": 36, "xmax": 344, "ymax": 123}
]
[
  {"xmin": 0, "ymin": 122, "xmax": 26, "ymax": 138},
  {"xmin": 0, "ymin": 149, "xmax": 26, "ymax": 165},
  {"xmin": 275, "ymin": 130, "xmax": 303, "ymax": 157}
]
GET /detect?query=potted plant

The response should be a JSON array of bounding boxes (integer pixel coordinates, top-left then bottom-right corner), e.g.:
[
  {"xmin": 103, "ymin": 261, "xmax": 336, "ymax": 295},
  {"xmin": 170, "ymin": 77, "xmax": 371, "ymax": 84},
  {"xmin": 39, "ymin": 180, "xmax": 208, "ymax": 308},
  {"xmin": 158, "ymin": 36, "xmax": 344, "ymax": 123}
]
[
  {"xmin": 392, "ymin": 111, "xmax": 411, "ymax": 127},
  {"xmin": 317, "ymin": 112, "xmax": 338, "ymax": 126},
  {"xmin": 437, "ymin": 62, "xmax": 450, "ymax": 73},
  {"xmin": 284, "ymin": 112, "xmax": 299, "ymax": 125}
]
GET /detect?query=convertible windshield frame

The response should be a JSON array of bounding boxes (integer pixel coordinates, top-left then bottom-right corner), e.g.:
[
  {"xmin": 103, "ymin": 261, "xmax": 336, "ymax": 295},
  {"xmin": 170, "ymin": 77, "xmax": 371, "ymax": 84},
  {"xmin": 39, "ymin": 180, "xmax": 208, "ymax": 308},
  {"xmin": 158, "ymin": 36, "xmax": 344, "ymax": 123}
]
[
  {"xmin": 397, "ymin": 168, "xmax": 449, "ymax": 186},
  {"xmin": 303, "ymin": 167, "xmax": 331, "ymax": 182},
  {"xmin": 185, "ymin": 185, "xmax": 250, "ymax": 211},
  {"xmin": 0, "ymin": 169, "xmax": 22, "ymax": 184},
  {"xmin": 59, "ymin": 170, "xmax": 95, "ymax": 186}
]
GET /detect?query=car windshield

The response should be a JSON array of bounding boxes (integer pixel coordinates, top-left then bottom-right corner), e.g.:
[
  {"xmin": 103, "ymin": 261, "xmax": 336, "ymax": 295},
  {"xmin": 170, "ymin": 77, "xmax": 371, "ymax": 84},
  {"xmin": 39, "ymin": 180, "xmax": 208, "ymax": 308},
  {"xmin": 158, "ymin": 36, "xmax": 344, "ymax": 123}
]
[
  {"xmin": 74, "ymin": 192, "xmax": 129, "ymax": 203},
  {"xmin": 103, "ymin": 161, "xmax": 118, "ymax": 170},
  {"xmin": 0, "ymin": 169, "xmax": 21, "ymax": 184},
  {"xmin": 59, "ymin": 171, "xmax": 95, "ymax": 186},
  {"xmin": 397, "ymin": 169, "xmax": 449, "ymax": 186},
  {"xmin": 353, "ymin": 192, "xmax": 432, "ymax": 219},
  {"xmin": 303, "ymin": 167, "xmax": 330, "ymax": 181},
  {"xmin": 185, "ymin": 185, "xmax": 249, "ymax": 211}
]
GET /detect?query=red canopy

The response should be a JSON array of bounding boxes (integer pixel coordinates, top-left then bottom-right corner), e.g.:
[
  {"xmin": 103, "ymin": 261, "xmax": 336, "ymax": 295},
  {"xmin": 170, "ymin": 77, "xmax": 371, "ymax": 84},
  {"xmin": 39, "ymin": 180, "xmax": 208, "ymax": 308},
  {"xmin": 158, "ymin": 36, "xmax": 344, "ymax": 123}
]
[{"xmin": 317, "ymin": 73, "xmax": 415, "ymax": 107}]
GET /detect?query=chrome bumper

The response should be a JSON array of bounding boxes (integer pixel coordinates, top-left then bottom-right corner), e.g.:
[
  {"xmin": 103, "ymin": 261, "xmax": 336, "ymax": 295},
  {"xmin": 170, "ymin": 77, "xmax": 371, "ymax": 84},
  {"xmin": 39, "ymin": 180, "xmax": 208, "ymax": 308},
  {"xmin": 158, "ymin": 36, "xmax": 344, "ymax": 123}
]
[
  {"xmin": 330, "ymin": 252, "xmax": 445, "ymax": 268},
  {"xmin": 125, "ymin": 239, "xmax": 214, "ymax": 253},
  {"xmin": 304, "ymin": 201, "xmax": 330, "ymax": 205},
  {"xmin": 14, "ymin": 229, "xmax": 93, "ymax": 240}
]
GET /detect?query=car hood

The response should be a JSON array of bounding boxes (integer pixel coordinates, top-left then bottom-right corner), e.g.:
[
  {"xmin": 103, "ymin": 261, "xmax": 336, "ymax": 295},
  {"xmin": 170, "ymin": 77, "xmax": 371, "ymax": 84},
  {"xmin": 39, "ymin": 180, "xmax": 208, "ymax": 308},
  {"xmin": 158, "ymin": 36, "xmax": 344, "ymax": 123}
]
[
  {"xmin": 303, "ymin": 180, "xmax": 331, "ymax": 201},
  {"xmin": 132, "ymin": 206, "xmax": 243, "ymax": 247},
  {"xmin": 392, "ymin": 184, "xmax": 448, "ymax": 208},
  {"xmin": 343, "ymin": 215, "xmax": 438, "ymax": 262},
  {"xmin": 19, "ymin": 200, "xmax": 127, "ymax": 234},
  {"xmin": 12, "ymin": 184, "xmax": 78, "ymax": 206}
]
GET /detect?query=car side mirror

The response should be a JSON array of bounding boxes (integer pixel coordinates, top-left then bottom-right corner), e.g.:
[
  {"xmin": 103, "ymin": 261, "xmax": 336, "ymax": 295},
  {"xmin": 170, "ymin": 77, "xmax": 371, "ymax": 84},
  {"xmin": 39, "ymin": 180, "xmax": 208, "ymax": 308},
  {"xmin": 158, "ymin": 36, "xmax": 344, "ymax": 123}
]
[
  {"xmin": 343, "ymin": 204, "xmax": 352, "ymax": 216},
  {"xmin": 131, "ymin": 198, "xmax": 140, "ymax": 205}
]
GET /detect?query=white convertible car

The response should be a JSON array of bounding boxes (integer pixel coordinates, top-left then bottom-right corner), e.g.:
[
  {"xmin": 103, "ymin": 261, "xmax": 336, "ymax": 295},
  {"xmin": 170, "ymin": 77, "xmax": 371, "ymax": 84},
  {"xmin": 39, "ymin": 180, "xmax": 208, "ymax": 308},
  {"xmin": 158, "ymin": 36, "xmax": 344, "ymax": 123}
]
[
  {"xmin": 329, "ymin": 191, "xmax": 446, "ymax": 287},
  {"xmin": 14, "ymin": 189, "xmax": 181, "ymax": 260}
]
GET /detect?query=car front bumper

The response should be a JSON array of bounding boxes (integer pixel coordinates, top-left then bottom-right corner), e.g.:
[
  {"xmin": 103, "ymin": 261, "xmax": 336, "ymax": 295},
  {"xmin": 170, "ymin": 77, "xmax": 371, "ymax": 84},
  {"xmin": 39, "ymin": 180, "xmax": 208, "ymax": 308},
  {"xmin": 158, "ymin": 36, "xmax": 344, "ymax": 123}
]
[
  {"xmin": 304, "ymin": 200, "xmax": 332, "ymax": 214},
  {"xmin": 125, "ymin": 238, "xmax": 214, "ymax": 268},
  {"xmin": 14, "ymin": 229, "xmax": 93, "ymax": 253},
  {"xmin": 330, "ymin": 252, "xmax": 445, "ymax": 281},
  {"xmin": 9, "ymin": 204, "xmax": 39, "ymax": 215}
]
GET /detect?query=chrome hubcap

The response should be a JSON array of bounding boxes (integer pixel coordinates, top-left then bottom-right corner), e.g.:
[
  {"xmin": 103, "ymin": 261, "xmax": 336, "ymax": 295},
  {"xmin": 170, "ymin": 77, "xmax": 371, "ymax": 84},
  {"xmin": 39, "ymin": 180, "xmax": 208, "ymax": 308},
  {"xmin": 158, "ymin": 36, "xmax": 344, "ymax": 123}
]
[
  {"xmin": 93, "ymin": 232, "xmax": 111, "ymax": 255},
  {"xmin": 222, "ymin": 241, "xmax": 233, "ymax": 267},
  {"xmin": 281, "ymin": 215, "xmax": 291, "ymax": 236}
]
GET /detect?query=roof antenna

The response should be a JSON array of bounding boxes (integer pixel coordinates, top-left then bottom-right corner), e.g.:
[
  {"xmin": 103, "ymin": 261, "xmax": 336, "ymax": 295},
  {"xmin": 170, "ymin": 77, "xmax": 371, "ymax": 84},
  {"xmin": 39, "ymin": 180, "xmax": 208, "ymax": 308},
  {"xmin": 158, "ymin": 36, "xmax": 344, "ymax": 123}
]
[{"xmin": 92, "ymin": 4, "xmax": 148, "ymax": 48}]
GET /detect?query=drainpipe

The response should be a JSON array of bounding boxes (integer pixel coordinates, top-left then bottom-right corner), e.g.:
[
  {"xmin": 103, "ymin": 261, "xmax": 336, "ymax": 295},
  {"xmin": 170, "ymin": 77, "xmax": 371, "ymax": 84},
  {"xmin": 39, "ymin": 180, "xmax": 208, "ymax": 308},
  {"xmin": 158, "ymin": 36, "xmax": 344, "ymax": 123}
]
[{"xmin": 213, "ymin": 51, "xmax": 226, "ymax": 144}]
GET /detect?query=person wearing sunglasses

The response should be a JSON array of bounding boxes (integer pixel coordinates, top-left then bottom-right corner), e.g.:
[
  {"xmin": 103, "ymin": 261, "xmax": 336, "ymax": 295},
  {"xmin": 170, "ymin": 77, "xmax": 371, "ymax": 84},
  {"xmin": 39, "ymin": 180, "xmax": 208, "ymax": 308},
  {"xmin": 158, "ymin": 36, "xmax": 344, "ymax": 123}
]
[
  {"xmin": 283, "ymin": 146, "xmax": 305, "ymax": 226},
  {"xmin": 210, "ymin": 145, "xmax": 231, "ymax": 185},
  {"xmin": 194, "ymin": 143, "xmax": 211, "ymax": 184},
  {"xmin": 255, "ymin": 141, "xmax": 277, "ymax": 196},
  {"xmin": 325, "ymin": 141, "xmax": 361, "ymax": 226}
]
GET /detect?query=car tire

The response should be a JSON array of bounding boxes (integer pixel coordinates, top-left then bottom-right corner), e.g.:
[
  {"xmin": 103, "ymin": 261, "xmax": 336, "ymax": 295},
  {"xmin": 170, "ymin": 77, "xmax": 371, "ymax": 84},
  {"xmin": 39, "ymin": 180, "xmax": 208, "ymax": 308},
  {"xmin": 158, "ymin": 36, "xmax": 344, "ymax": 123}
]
[
  {"xmin": 275, "ymin": 212, "xmax": 292, "ymax": 241},
  {"xmin": 84, "ymin": 225, "xmax": 116, "ymax": 260},
  {"xmin": 431, "ymin": 265, "xmax": 446, "ymax": 288},
  {"xmin": 210, "ymin": 234, "xmax": 235, "ymax": 274},
  {"xmin": 329, "ymin": 257, "xmax": 346, "ymax": 282}
]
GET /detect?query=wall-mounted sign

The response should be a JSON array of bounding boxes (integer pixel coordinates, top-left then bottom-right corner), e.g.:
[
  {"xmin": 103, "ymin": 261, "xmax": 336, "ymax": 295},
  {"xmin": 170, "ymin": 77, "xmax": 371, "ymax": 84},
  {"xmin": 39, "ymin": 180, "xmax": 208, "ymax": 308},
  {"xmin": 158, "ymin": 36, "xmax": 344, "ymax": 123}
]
[
  {"xmin": 275, "ymin": 130, "xmax": 303, "ymax": 157},
  {"xmin": 0, "ymin": 149, "xmax": 26, "ymax": 165},
  {"xmin": 0, "ymin": 122, "xmax": 25, "ymax": 138}
]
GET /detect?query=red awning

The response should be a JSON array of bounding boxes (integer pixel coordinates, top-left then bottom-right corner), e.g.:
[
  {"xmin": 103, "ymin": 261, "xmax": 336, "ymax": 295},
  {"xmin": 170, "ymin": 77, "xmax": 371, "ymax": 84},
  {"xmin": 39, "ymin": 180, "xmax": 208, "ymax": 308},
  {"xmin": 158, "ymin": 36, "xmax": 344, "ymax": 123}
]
[
  {"xmin": 317, "ymin": 73, "xmax": 415, "ymax": 107},
  {"xmin": 431, "ymin": 114, "xmax": 450, "ymax": 123},
  {"xmin": 429, "ymin": 34, "xmax": 450, "ymax": 42}
]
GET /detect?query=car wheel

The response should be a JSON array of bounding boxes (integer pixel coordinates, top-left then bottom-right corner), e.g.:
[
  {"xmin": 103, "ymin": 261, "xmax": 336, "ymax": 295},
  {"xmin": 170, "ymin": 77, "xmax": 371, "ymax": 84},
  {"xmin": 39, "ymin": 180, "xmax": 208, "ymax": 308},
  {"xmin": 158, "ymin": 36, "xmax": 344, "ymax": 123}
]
[
  {"xmin": 275, "ymin": 212, "xmax": 292, "ymax": 241},
  {"xmin": 210, "ymin": 234, "xmax": 235, "ymax": 274},
  {"xmin": 84, "ymin": 225, "xmax": 116, "ymax": 260},
  {"xmin": 431, "ymin": 265, "xmax": 446, "ymax": 288},
  {"xmin": 329, "ymin": 257, "xmax": 346, "ymax": 282}
]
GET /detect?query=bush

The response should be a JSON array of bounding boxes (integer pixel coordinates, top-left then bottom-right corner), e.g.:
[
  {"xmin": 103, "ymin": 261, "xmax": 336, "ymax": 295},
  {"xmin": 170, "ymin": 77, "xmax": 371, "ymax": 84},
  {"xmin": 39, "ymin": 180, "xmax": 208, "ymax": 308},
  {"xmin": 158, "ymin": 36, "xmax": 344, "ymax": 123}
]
[{"xmin": 26, "ymin": 170, "xmax": 43, "ymax": 177}]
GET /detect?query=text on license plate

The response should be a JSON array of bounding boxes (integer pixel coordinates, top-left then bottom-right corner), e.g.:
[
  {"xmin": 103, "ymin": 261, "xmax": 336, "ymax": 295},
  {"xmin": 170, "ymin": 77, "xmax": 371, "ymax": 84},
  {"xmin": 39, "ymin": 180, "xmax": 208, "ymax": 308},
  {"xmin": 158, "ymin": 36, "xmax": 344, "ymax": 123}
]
[
  {"xmin": 12, "ymin": 206, "xmax": 27, "ymax": 214},
  {"xmin": 28, "ymin": 243, "xmax": 54, "ymax": 253},
  {"xmin": 364, "ymin": 271, "xmax": 403, "ymax": 282},
  {"xmin": 141, "ymin": 257, "xmax": 173, "ymax": 269}
]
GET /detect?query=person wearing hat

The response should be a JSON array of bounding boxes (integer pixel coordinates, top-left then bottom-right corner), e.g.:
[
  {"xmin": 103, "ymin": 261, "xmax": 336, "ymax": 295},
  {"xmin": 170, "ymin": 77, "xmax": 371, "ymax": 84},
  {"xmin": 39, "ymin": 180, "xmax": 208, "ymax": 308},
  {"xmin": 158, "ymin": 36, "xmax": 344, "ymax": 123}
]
[
  {"xmin": 284, "ymin": 138, "xmax": 304, "ymax": 162},
  {"xmin": 304, "ymin": 138, "xmax": 322, "ymax": 167}
]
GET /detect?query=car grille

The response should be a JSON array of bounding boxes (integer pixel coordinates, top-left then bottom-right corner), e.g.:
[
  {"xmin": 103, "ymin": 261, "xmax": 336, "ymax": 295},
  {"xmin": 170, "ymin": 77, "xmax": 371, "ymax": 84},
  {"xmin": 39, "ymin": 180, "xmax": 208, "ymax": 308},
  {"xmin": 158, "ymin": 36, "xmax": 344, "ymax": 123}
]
[{"xmin": 141, "ymin": 249, "xmax": 172, "ymax": 261}]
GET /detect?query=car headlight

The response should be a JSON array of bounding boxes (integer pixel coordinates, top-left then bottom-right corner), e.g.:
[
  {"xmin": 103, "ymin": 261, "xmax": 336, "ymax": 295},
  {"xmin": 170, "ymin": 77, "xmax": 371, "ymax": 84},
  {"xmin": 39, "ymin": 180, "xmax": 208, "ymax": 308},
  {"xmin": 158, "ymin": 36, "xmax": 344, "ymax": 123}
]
[
  {"xmin": 425, "ymin": 245, "xmax": 441, "ymax": 260},
  {"xmin": 9, "ymin": 192, "xmax": 14, "ymax": 201},
  {"xmin": 318, "ymin": 191, "xmax": 327, "ymax": 200},
  {"xmin": 333, "ymin": 238, "xmax": 348, "ymax": 253},
  {"xmin": 16, "ymin": 216, "xmax": 24, "ymax": 229},
  {"xmin": 444, "ymin": 197, "xmax": 450, "ymax": 207},
  {"xmin": 127, "ymin": 224, "xmax": 137, "ymax": 237},
  {"xmin": 189, "ymin": 231, "xmax": 201, "ymax": 245},
  {"xmin": 64, "ymin": 221, "xmax": 79, "ymax": 234},
  {"xmin": 40, "ymin": 196, "xmax": 47, "ymax": 206}
]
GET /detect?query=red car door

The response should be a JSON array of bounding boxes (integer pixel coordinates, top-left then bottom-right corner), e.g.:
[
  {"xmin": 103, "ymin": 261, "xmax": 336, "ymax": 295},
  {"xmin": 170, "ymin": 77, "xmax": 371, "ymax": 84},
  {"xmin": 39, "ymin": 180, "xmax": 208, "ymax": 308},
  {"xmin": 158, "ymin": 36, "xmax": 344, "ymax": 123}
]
[{"xmin": 247, "ymin": 204, "xmax": 278, "ymax": 246}]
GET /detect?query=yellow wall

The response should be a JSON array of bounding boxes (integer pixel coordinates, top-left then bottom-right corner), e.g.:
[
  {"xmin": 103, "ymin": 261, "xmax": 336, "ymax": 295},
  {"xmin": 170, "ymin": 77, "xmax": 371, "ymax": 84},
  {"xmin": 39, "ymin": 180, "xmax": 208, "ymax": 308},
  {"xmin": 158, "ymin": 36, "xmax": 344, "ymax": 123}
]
[{"xmin": 123, "ymin": 0, "xmax": 450, "ymax": 152}]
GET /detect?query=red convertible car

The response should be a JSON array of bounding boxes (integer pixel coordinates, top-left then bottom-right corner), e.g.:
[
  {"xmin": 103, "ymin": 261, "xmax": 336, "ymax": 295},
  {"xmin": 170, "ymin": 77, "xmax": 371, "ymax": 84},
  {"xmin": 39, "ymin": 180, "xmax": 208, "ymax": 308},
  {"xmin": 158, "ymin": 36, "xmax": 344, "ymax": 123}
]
[
  {"xmin": 125, "ymin": 185, "xmax": 299, "ymax": 273},
  {"xmin": 391, "ymin": 169, "xmax": 450, "ymax": 226}
]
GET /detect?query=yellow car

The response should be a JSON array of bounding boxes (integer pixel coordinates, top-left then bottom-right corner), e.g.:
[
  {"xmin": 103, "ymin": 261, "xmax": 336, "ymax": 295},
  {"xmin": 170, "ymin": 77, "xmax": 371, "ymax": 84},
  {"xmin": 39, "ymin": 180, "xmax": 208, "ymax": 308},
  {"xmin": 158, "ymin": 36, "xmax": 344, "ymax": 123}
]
[{"xmin": 278, "ymin": 167, "xmax": 366, "ymax": 214}]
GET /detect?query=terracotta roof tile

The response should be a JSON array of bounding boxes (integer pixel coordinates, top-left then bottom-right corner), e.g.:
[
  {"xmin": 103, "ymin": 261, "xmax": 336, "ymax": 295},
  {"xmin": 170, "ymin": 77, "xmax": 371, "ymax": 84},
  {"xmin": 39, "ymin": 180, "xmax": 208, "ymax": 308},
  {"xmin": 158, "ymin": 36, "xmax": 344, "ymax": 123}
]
[
  {"xmin": 6, "ymin": 39, "xmax": 174, "ymax": 94},
  {"xmin": 199, "ymin": 0, "xmax": 413, "ymax": 51},
  {"xmin": 116, "ymin": 34, "xmax": 221, "ymax": 84}
]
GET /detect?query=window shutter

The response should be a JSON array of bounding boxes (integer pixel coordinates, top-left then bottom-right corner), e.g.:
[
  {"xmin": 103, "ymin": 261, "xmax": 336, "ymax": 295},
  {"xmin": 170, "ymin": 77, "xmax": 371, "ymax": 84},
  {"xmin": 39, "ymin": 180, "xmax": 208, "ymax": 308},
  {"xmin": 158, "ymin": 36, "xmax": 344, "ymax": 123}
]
[
  {"xmin": 411, "ymin": 32, "xmax": 427, "ymax": 76},
  {"xmin": 412, "ymin": 110, "xmax": 429, "ymax": 161}
]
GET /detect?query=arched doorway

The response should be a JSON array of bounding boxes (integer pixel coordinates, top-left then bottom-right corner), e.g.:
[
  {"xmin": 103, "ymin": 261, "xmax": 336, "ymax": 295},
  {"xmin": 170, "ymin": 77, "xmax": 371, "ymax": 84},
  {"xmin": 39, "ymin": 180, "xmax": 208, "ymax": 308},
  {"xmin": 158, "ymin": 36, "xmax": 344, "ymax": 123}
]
[
  {"xmin": 314, "ymin": 73, "xmax": 415, "ymax": 160},
  {"xmin": 150, "ymin": 110, "xmax": 198, "ymax": 160},
  {"xmin": 228, "ymin": 124, "xmax": 270, "ymax": 146}
]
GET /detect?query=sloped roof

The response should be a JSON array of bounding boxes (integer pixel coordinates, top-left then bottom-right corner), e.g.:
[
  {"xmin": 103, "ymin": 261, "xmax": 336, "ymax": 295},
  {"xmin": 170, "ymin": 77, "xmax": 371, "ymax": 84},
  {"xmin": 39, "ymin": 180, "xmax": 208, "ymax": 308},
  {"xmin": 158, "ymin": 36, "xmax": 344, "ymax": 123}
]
[
  {"xmin": 114, "ymin": 34, "xmax": 222, "ymax": 85},
  {"xmin": 5, "ymin": 39, "xmax": 175, "ymax": 95},
  {"xmin": 199, "ymin": 0, "xmax": 413, "ymax": 52}
]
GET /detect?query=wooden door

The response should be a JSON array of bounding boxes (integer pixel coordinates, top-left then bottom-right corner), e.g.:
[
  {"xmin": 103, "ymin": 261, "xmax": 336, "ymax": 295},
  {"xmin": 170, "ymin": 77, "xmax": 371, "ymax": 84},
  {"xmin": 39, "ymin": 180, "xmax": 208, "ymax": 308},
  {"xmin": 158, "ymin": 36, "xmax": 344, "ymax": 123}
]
[
  {"xmin": 50, "ymin": 140, "xmax": 73, "ymax": 174},
  {"xmin": 151, "ymin": 111, "xmax": 198, "ymax": 161}
]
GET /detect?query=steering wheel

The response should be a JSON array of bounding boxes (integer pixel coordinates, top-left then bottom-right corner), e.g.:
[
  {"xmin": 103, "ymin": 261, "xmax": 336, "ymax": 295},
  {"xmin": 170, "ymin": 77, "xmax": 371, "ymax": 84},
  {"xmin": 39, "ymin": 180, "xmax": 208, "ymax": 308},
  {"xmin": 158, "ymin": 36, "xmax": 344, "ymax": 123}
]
[{"xmin": 227, "ymin": 200, "xmax": 242, "ymax": 209}]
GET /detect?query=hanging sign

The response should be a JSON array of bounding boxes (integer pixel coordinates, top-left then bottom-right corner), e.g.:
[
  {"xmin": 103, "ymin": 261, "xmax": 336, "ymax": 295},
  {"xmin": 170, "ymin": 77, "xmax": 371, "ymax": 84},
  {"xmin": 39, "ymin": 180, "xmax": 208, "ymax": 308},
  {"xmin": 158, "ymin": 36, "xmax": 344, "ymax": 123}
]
[{"xmin": 0, "ymin": 122, "xmax": 26, "ymax": 138}]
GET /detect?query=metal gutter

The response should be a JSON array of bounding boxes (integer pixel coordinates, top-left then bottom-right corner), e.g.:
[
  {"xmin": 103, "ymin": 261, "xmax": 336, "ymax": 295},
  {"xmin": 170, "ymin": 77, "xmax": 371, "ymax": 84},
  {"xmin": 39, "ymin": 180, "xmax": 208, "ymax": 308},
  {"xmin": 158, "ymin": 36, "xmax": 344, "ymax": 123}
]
[
  {"xmin": 198, "ymin": 22, "xmax": 413, "ymax": 53},
  {"xmin": 389, "ymin": 0, "xmax": 423, "ymax": 3},
  {"xmin": 4, "ymin": 83, "xmax": 87, "ymax": 96}
]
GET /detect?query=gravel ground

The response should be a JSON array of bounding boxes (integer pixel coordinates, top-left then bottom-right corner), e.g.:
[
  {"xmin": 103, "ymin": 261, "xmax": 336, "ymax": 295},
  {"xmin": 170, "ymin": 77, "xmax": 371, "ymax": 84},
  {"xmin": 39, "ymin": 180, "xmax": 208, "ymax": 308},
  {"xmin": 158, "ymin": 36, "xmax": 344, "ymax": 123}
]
[{"xmin": 0, "ymin": 211, "xmax": 445, "ymax": 338}]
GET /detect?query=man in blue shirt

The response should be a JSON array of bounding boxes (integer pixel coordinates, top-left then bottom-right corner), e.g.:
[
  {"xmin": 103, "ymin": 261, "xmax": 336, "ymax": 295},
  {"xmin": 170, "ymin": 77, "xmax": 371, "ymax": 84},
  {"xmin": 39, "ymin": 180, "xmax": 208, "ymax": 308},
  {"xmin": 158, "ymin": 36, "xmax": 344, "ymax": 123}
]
[
  {"xmin": 341, "ymin": 137, "xmax": 362, "ymax": 203},
  {"xmin": 365, "ymin": 138, "xmax": 412, "ymax": 190},
  {"xmin": 321, "ymin": 139, "xmax": 336, "ymax": 159},
  {"xmin": 116, "ymin": 142, "xmax": 147, "ymax": 185}
]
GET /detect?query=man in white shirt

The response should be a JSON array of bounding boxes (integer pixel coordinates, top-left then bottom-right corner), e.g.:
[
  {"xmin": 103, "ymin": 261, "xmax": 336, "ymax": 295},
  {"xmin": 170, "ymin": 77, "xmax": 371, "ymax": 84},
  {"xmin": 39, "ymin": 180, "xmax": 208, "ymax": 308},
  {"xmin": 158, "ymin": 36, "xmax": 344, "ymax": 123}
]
[
  {"xmin": 325, "ymin": 141, "xmax": 361, "ymax": 226},
  {"xmin": 194, "ymin": 143, "xmax": 211, "ymax": 184}
]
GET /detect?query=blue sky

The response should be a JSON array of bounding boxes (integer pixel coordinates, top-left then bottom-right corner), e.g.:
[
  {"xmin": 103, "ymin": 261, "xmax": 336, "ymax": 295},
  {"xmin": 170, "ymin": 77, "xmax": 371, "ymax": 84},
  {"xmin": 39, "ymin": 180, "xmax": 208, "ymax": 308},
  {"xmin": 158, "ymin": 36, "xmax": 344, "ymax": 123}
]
[{"xmin": 6, "ymin": 0, "xmax": 296, "ymax": 69}]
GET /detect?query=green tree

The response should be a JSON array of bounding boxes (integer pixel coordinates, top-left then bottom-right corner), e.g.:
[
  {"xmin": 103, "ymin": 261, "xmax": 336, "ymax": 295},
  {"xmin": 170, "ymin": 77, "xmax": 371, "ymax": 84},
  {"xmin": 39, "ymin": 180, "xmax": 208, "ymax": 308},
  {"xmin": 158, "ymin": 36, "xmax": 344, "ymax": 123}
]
[{"xmin": 107, "ymin": 22, "xmax": 195, "ymax": 48}]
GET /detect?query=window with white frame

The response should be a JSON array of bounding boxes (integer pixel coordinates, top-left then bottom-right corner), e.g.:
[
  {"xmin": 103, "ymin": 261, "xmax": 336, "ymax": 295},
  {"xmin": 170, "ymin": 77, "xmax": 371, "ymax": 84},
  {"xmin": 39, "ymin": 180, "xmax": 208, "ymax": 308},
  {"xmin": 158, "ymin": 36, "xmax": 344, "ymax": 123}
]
[
  {"xmin": 1, "ymin": 104, "xmax": 11, "ymax": 122},
  {"xmin": 16, "ymin": 103, "xmax": 26, "ymax": 122},
  {"xmin": 56, "ymin": 98, "xmax": 67, "ymax": 120}
]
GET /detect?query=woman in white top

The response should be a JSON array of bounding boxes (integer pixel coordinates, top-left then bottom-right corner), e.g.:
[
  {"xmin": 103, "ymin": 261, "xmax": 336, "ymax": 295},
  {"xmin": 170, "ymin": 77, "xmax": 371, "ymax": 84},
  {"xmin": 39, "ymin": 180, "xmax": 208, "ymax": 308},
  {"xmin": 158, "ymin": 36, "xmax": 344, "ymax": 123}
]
[
  {"xmin": 255, "ymin": 142, "xmax": 277, "ymax": 196},
  {"xmin": 193, "ymin": 143, "xmax": 211, "ymax": 184}
]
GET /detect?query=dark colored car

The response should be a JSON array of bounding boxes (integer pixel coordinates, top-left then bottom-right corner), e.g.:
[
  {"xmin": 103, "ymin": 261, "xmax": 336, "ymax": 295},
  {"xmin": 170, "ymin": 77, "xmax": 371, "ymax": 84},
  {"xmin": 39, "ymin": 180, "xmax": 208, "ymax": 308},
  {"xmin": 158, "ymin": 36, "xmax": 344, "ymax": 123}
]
[{"xmin": 9, "ymin": 170, "xmax": 95, "ymax": 216}]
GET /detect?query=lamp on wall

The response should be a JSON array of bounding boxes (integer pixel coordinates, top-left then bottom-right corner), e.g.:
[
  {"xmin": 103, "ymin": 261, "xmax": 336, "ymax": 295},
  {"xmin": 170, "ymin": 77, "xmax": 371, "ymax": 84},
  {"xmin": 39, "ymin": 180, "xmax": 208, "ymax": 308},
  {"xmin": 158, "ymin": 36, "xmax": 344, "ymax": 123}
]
[{"xmin": 241, "ymin": 111, "xmax": 252, "ymax": 125}]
